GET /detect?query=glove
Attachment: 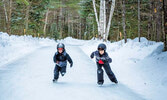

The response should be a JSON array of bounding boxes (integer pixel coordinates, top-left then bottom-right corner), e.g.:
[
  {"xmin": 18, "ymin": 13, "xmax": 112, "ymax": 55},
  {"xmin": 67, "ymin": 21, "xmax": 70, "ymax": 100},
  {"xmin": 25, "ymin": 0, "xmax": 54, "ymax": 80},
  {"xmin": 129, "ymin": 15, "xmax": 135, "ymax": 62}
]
[
  {"xmin": 98, "ymin": 60, "xmax": 104, "ymax": 64},
  {"xmin": 70, "ymin": 63, "xmax": 73, "ymax": 68},
  {"xmin": 108, "ymin": 58, "xmax": 112, "ymax": 63},
  {"xmin": 90, "ymin": 52, "xmax": 94, "ymax": 59}
]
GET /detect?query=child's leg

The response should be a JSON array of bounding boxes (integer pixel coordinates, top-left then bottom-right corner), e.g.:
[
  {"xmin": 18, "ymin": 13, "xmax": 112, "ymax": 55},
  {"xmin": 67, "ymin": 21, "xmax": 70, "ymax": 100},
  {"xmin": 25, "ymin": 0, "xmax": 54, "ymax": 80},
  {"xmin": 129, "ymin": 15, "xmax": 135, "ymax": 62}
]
[
  {"xmin": 97, "ymin": 63, "xmax": 104, "ymax": 84},
  {"xmin": 103, "ymin": 63, "xmax": 118, "ymax": 83},
  {"xmin": 60, "ymin": 66, "xmax": 67, "ymax": 76},
  {"xmin": 54, "ymin": 65, "xmax": 60, "ymax": 79}
]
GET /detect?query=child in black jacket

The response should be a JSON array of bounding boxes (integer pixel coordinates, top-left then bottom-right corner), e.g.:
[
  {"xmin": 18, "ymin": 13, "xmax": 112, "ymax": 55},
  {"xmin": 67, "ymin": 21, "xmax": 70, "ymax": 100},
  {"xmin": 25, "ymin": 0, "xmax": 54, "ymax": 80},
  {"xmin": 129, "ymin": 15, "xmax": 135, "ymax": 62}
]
[
  {"xmin": 90, "ymin": 43, "xmax": 118, "ymax": 85},
  {"xmin": 53, "ymin": 43, "xmax": 73, "ymax": 82}
]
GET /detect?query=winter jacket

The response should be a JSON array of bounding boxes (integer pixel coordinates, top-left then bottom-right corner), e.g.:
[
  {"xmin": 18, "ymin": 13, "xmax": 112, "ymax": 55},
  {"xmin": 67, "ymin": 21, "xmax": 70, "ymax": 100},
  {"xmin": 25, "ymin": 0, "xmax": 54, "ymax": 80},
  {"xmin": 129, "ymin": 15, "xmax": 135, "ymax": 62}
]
[
  {"xmin": 90, "ymin": 51, "xmax": 112, "ymax": 64},
  {"xmin": 53, "ymin": 51, "xmax": 73, "ymax": 67}
]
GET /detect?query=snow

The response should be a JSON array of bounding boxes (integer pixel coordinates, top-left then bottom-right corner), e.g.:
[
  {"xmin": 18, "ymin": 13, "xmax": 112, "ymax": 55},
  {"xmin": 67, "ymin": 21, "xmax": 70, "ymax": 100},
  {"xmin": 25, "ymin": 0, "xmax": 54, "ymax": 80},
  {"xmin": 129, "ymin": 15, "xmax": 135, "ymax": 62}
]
[
  {"xmin": 0, "ymin": 32, "xmax": 167, "ymax": 100},
  {"xmin": 0, "ymin": 32, "xmax": 56, "ymax": 67}
]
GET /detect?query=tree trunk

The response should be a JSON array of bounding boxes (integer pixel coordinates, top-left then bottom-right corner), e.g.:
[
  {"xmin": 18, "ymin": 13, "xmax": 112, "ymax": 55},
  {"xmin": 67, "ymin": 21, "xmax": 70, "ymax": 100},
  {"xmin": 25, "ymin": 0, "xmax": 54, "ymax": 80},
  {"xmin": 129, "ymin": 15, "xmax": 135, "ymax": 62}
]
[
  {"xmin": 163, "ymin": 0, "xmax": 167, "ymax": 51},
  {"xmin": 25, "ymin": 4, "xmax": 30, "ymax": 35},
  {"xmin": 67, "ymin": 12, "xmax": 70, "ymax": 37},
  {"xmin": 71, "ymin": 17, "xmax": 74, "ymax": 37},
  {"xmin": 92, "ymin": 0, "xmax": 115, "ymax": 41},
  {"xmin": 138, "ymin": 0, "xmax": 141, "ymax": 42},
  {"xmin": 153, "ymin": 1, "xmax": 157, "ymax": 41},
  {"xmin": 79, "ymin": 17, "xmax": 82, "ymax": 39},
  {"xmin": 81, "ymin": 18, "xmax": 86, "ymax": 39},
  {"xmin": 106, "ymin": 0, "xmax": 110, "ymax": 29},
  {"xmin": 99, "ymin": 0, "xmax": 104, "ymax": 39},
  {"xmin": 122, "ymin": 0, "xmax": 127, "ymax": 43},
  {"xmin": 44, "ymin": 8, "xmax": 49, "ymax": 37},
  {"xmin": 148, "ymin": 0, "xmax": 153, "ymax": 40},
  {"xmin": 151, "ymin": 1, "xmax": 155, "ymax": 41},
  {"xmin": 156, "ymin": 0, "xmax": 163, "ymax": 42},
  {"xmin": 103, "ymin": 0, "xmax": 106, "ymax": 40},
  {"xmin": 105, "ymin": 0, "xmax": 115, "ymax": 41},
  {"xmin": 93, "ymin": 24, "xmax": 95, "ymax": 38},
  {"xmin": 99, "ymin": 0, "xmax": 106, "ymax": 40},
  {"xmin": 59, "ymin": 7, "xmax": 63, "ymax": 39},
  {"xmin": 56, "ymin": 15, "xmax": 59, "ymax": 33},
  {"xmin": 92, "ymin": 0, "xmax": 100, "ymax": 37},
  {"xmin": 2, "ymin": 0, "xmax": 8, "ymax": 30},
  {"xmin": 8, "ymin": 0, "xmax": 12, "ymax": 35},
  {"xmin": 4, "ymin": 0, "xmax": 12, "ymax": 35}
]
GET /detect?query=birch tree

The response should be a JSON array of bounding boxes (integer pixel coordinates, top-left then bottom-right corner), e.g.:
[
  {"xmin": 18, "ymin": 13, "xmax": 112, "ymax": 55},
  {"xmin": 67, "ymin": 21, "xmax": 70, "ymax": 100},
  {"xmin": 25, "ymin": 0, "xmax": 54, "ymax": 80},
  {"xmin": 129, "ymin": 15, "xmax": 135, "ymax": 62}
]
[{"xmin": 92, "ymin": 0, "xmax": 115, "ymax": 41}]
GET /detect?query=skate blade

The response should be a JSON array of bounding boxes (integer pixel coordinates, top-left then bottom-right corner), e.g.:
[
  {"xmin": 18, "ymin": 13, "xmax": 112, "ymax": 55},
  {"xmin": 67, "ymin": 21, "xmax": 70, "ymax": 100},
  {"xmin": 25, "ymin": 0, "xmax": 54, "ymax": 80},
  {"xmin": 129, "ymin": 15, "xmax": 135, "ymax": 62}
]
[
  {"xmin": 97, "ymin": 83, "xmax": 103, "ymax": 86},
  {"xmin": 53, "ymin": 80, "xmax": 58, "ymax": 83}
]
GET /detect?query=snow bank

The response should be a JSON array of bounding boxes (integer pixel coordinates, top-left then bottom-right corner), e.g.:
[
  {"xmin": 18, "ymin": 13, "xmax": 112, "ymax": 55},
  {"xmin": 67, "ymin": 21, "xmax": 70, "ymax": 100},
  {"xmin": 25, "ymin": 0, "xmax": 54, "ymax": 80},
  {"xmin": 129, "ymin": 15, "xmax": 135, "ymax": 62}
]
[
  {"xmin": 80, "ymin": 37, "xmax": 164, "ymax": 61},
  {"xmin": 0, "ymin": 32, "xmax": 56, "ymax": 67}
]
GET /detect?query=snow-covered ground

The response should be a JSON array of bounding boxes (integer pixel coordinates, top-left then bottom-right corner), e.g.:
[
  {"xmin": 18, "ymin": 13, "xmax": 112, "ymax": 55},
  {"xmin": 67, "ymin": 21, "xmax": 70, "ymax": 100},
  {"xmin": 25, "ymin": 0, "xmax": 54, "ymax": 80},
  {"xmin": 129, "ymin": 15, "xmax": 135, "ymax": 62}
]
[
  {"xmin": 0, "ymin": 32, "xmax": 56, "ymax": 67},
  {"xmin": 0, "ymin": 33, "xmax": 167, "ymax": 100}
]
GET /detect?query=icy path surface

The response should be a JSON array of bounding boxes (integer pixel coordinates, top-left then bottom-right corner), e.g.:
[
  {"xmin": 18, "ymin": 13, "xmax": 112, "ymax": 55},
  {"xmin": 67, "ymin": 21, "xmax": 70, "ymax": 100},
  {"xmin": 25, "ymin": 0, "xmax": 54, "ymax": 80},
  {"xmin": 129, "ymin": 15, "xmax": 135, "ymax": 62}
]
[{"xmin": 0, "ymin": 45, "xmax": 146, "ymax": 100}]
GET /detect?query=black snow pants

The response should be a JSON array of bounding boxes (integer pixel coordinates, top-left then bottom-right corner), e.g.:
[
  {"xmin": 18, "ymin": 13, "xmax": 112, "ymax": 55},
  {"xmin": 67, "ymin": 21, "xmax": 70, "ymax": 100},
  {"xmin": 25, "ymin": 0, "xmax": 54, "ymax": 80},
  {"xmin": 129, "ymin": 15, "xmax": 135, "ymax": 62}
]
[
  {"xmin": 54, "ymin": 65, "xmax": 67, "ymax": 79},
  {"xmin": 96, "ymin": 62, "xmax": 117, "ymax": 84}
]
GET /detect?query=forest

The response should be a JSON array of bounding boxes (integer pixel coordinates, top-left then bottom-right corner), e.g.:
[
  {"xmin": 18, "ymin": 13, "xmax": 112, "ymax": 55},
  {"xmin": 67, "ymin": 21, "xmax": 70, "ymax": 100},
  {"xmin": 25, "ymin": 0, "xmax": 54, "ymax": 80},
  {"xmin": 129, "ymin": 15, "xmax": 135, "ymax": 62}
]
[{"xmin": 0, "ymin": 0, "xmax": 167, "ymax": 50}]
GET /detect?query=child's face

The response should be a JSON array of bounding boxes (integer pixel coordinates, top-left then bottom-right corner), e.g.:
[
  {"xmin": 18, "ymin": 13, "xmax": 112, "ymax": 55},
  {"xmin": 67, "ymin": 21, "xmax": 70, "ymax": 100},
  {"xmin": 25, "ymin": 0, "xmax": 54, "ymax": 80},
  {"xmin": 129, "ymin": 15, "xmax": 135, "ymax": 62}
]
[
  {"xmin": 58, "ymin": 49, "xmax": 63, "ymax": 53},
  {"xmin": 99, "ymin": 50, "xmax": 104, "ymax": 55}
]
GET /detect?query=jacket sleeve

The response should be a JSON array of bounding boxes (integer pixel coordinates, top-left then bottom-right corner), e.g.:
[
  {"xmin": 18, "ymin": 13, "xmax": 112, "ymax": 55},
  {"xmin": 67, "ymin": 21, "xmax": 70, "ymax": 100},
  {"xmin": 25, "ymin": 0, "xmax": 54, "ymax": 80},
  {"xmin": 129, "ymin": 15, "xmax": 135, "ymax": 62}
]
[
  {"xmin": 53, "ymin": 53, "xmax": 57, "ymax": 63},
  {"xmin": 66, "ymin": 53, "xmax": 73, "ymax": 65},
  {"xmin": 106, "ymin": 53, "xmax": 112, "ymax": 63},
  {"xmin": 90, "ymin": 51, "xmax": 95, "ymax": 58},
  {"xmin": 107, "ymin": 57, "xmax": 112, "ymax": 63}
]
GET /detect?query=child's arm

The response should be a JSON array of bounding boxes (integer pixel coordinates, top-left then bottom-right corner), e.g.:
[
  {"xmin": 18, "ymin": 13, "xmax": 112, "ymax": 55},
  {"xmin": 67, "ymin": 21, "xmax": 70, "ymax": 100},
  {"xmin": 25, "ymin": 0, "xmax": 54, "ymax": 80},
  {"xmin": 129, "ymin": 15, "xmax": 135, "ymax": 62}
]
[
  {"xmin": 66, "ymin": 54, "xmax": 73, "ymax": 67},
  {"xmin": 105, "ymin": 53, "xmax": 112, "ymax": 63},
  {"xmin": 90, "ymin": 51, "xmax": 95, "ymax": 59},
  {"xmin": 53, "ymin": 52, "xmax": 58, "ymax": 63},
  {"xmin": 106, "ymin": 56, "xmax": 112, "ymax": 63}
]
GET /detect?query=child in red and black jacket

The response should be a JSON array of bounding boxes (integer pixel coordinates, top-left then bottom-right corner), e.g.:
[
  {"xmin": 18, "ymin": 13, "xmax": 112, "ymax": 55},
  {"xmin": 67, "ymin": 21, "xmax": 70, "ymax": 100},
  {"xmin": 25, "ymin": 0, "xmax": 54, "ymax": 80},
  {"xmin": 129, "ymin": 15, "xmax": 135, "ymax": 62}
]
[{"xmin": 90, "ymin": 43, "xmax": 118, "ymax": 85}]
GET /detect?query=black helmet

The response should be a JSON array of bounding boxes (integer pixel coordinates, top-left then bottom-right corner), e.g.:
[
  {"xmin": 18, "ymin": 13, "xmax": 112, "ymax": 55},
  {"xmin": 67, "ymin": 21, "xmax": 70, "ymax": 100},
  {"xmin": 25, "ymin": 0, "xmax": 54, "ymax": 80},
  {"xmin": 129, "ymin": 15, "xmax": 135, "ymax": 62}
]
[
  {"xmin": 57, "ymin": 43, "xmax": 65, "ymax": 50},
  {"xmin": 98, "ymin": 43, "xmax": 106, "ymax": 51}
]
